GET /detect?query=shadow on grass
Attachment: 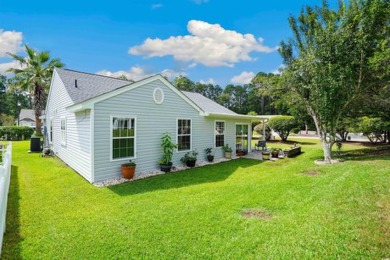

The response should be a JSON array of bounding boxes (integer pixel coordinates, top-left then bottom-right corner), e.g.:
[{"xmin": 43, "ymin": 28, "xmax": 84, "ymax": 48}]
[
  {"xmin": 337, "ymin": 146, "xmax": 390, "ymax": 162},
  {"xmin": 267, "ymin": 140, "xmax": 317, "ymax": 146},
  {"xmin": 2, "ymin": 165, "xmax": 22, "ymax": 259},
  {"xmin": 108, "ymin": 159, "xmax": 261, "ymax": 196}
]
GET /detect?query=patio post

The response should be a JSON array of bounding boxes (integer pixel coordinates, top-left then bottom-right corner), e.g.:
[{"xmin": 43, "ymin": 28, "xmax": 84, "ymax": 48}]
[{"xmin": 262, "ymin": 119, "xmax": 266, "ymax": 141}]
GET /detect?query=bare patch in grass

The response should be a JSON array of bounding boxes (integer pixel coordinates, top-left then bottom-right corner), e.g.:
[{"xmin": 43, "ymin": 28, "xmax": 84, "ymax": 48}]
[
  {"xmin": 241, "ymin": 209, "xmax": 273, "ymax": 220},
  {"xmin": 304, "ymin": 171, "xmax": 319, "ymax": 176}
]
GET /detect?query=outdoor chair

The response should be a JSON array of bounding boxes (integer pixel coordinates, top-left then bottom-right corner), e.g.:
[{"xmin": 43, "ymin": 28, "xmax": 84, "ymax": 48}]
[{"xmin": 255, "ymin": 140, "xmax": 267, "ymax": 151}]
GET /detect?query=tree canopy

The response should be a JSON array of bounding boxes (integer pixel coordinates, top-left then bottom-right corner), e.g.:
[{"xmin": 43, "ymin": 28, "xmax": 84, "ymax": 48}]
[
  {"xmin": 278, "ymin": 0, "xmax": 390, "ymax": 162},
  {"xmin": 7, "ymin": 45, "xmax": 64, "ymax": 134}
]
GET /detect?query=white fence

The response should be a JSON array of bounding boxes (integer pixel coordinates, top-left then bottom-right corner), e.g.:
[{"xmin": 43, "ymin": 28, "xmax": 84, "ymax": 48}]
[{"xmin": 0, "ymin": 142, "xmax": 12, "ymax": 255}]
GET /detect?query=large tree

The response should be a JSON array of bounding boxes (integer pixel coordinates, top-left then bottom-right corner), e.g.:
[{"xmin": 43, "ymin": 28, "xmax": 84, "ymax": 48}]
[
  {"xmin": 279, "ymin": 0, "xmax": 389, "ymax": 163},
  {"xmin": 7, "ymin": 45, "xmax": 64, "ymax": 135}
]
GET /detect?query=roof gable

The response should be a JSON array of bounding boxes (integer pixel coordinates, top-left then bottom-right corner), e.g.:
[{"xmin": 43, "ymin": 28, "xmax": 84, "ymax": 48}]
[{"xmin": 19, "ymin": 109, "xmax": 35, "ymax": 121}]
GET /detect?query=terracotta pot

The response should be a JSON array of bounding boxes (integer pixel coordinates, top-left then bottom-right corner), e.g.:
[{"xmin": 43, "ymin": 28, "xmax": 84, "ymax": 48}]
[{"xmin": 121, "ymin": 165, "xmax": 135, "ymax": 179}]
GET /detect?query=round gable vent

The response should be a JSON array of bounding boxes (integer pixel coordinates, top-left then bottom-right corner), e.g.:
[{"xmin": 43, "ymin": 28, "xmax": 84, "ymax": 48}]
[{"xmin": 153, "ymin": 87, "xmax": 164, "ymax": 104}]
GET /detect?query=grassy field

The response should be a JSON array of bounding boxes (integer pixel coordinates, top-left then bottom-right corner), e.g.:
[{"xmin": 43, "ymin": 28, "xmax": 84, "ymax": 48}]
[{"xmin": 2, "ymin": 140, "xmax": 389, "ymax": 258}]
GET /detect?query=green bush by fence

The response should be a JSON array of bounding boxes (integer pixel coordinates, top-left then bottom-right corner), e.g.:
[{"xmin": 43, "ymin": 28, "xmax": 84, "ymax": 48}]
[{"xmin": 0, "ymin": 126, "xmax": 35, "ymax": 140}]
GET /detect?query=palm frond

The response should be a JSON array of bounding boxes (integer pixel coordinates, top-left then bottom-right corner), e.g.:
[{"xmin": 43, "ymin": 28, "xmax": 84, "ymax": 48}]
[
  {"xmin": 25, "ymin": 45, "xmax": 37, "ymax": 60},
  {"xmin": 40, "ymin": 51, "xmax": 50, "ymax": 64},
  {"xmin": 6, "ymin": 52, "xmax": 26, "ymax": 64}
]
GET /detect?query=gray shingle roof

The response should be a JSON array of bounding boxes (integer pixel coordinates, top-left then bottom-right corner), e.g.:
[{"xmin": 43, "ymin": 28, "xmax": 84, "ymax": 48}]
[
  {"xmin": 55, "ymin": 68, "xmax": 236, "ymax": 115},
  {"xmin": 19, "ymin": 109, "xmax": 35, "ymax": 121},
  {"xmin": 55, "ymin": 68, "xmax": 132, "ymax": 104},
  {"xmin": 182, "ymin": 91, "xmax": 237, "ymax": 115}
]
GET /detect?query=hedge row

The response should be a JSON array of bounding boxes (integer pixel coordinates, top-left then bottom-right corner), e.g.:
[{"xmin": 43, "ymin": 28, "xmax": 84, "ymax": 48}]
[{"xmin": 0, "ymin": 126, "xmax": 35, "ymax": 140}]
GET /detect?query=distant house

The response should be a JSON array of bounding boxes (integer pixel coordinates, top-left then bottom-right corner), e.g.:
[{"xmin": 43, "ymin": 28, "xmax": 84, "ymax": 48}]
[
  {"xmin": 18, "ymin": 109, "xmax": 36, "ymax": 127},
  {"xmin": 45, "ymin": 68, "xmax": 268, "ymax": 183}
]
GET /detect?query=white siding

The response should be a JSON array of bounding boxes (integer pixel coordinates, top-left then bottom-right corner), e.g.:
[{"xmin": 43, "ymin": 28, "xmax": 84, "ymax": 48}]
[
  {"xmin": 45, "ymin": 71, "xmax": 92, "ymax": 182},
  {"xmin": 93, "ymin": 79, "xmax": 250, "ymax": 182}
]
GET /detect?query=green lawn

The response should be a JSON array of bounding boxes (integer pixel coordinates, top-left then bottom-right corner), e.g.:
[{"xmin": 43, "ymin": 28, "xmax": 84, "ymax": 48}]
[{"xmin": 2, "ymin": 140, "xmax": 390, "ymax": 258}]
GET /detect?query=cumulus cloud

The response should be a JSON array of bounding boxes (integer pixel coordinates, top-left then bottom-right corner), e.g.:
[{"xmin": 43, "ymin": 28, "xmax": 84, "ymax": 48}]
[
  {"xmin": 129, "ymin": 20, "xmax": 276, "ymax": 67},
  {"xmin": 97, "ymin": 66, "xmax": 186, "ymax": 81},
  {"xmin": 199, "ymin": 78, "xmax": 215, "ymax": 84},
  {"xmin": 0, "ymin": 60, "xmax": 23, "ymax": 74},
  {"xmin": 230, "ymin": 71, "xmax": 255, "ymax": 85},
  {"xmin": 0, "ymin": 29, "xmax": 23, "ymax": 58}
]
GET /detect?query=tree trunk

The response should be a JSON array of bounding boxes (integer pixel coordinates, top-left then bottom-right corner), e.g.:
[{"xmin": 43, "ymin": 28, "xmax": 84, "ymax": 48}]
[
  {"xmin": 320, "ymin": 131, "xmax": 333, "ymax": 164},
  {"xmin": 34, "ymin": 82, "xmax": 44, "ymax": 135},
  {"xmin": 307, "ymin": 107, "xmax": 333, "ymax": 164}
]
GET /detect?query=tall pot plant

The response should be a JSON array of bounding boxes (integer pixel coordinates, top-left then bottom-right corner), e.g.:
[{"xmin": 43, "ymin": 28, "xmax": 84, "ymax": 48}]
[{"xmin": 159, "ymin": 132, "xmax": 177, "ymax": 172}]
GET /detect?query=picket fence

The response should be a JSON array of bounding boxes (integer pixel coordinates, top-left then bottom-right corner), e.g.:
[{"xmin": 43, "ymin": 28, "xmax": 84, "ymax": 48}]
[{"xmin": 0, "ymin": 142, "xmax": 12, "ymax": 255}]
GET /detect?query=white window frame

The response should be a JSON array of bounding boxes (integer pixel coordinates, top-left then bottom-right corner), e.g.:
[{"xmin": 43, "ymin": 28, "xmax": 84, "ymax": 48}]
[
  {"xmin": 214, "ymin": 120, "xmax": 226, "ymax": 148},
  {"xmin": 110, "ymin": 115, "xmax": 137, "ymax": 162},
  {"xmin": 176, "ymin": 118, "xmax": 192, "ymax": 152},
  {"xmin": 235, "ymin": 123, "xmax": 251, "ymax": 152},
  {"xmin": 60, "ymin": 117, "xmax": 66, "ymax": 146}
]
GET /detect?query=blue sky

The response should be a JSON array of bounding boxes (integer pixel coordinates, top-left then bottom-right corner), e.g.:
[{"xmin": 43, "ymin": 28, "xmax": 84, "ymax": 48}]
[{"xmin": 0, "ymin": 0, "xmax": 324, "ymax": 86}]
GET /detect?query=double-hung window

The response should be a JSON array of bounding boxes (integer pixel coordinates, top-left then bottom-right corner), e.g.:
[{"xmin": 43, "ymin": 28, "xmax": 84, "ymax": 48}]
[
  {"xmin": 60, "ymin": 117, "xmax": 66, "ymax": 146},
  {"xmin": 177, "ymin": 119, "xmax": 191, "ymax": 151},
  {"xmin": 215, "ymin": 121, "xmax": 225, "ymax": 147},
  {"xmin": 112, "ymin": 117, "xmax": 136, "ymax": 160}
]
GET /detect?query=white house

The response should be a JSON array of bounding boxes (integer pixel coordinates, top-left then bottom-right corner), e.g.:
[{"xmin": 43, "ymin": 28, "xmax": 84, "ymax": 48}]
[
  {"xmin": 45, "ymin": 68, "xmax": 268, "ymax": 183},
  {"xmin": 18, "ymin": 109, "xmax": 37, "ymax": 127}
]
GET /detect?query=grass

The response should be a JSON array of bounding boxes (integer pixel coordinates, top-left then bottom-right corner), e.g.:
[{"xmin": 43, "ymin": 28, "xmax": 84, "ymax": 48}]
[{"xmin": 2, "ymin": 140, "xmax": 390, "ymax": 258}]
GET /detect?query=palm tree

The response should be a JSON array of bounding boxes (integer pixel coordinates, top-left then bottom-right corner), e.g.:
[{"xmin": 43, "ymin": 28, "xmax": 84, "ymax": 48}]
[{"xmin": 7, "ymin": 45, "xmax": 64, "ymax": 135}]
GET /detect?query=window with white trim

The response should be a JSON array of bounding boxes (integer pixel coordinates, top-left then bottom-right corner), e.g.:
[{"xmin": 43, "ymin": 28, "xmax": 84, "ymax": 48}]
[
  {"xmin": 60, "ymin": 118, "xmax": 66, "ymax": 145},
  {"xmin": 177, "ymin": 119, "xmax": 191, "ymax": 151},
  {"xmin": 112, "ymin": 117, "xmax": 135, "ymax": 160},
  {"xmin": 215, "ymin": 121, "xmax": 225, "ymax": 147}
]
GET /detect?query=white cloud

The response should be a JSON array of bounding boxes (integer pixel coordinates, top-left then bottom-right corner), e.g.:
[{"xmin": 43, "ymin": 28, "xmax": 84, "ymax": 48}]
[
  {"xmin": 151, "ymin": 3, "xmax": 163, "ymax": 9},
  {"xmin": 272, "ymin": 64, "xmax": 286, "ymax": 75},
  {"xmin": 199, "ymin": 78, "xmax": 215, "ymax": 84},
  {"xmin": 230, "ymin": 71, "xmax": 255, "ymax": 85},
  {"xmin": 192, "ymin": 0, "xmax": 209, "ymax": 4},
  {"xmin": 129, "ymin": 20, "xmax": 276, "ymax": 67},
  {"xmin": 0, "ymin": 60, "xmax": 23, "ymax": 75},
  {"xmin": 160, "ymin": 69, "xmax": 187, "ymax": 79},
  {"xmin": 97, "ymin": 66, "xmax": 186, "ymax": 81},
  {"xmin": 0, "ymin": 29, "xmax": 23, "ymax": 58}
]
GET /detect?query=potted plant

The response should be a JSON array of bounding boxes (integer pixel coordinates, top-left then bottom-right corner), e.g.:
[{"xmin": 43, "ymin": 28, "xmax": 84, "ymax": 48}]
[
  {"xmin": 180, "ymin": 150, "xmax": 198, "ymax": 167},
  {"xmin": 121, "ymin": 160, "xmax": 136, "ymax": 179},
  {"xmin": 262, "ymin": 149, "xmax": 270, "ymax": 160},
  {"xmin": 205, "ymin": 147, "xmax": 214, "ymax": 162},
  {"xmin": 160, "ymin": 132, "xmax": 177, "ymax": 172},
  {"xmin": 271, "ymin": 148, "xmax": 280, "ymax": 158},
  {"xmin": 223, "ymin": 144, "xmax": 233, "ymax": 159}
]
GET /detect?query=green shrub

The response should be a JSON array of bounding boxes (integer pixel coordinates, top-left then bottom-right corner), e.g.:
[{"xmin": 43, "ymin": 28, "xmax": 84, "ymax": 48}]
[
  {"xmin": 0, "ymin": 126, "xmax": 35, "ymax": 140},
  {"xmin": 268, "ymin": 116, "xmax": 297, "ymax": 141},
  {"xmin": 355, "ymin": 116, "xmax": 389, "ymax": 143}
]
